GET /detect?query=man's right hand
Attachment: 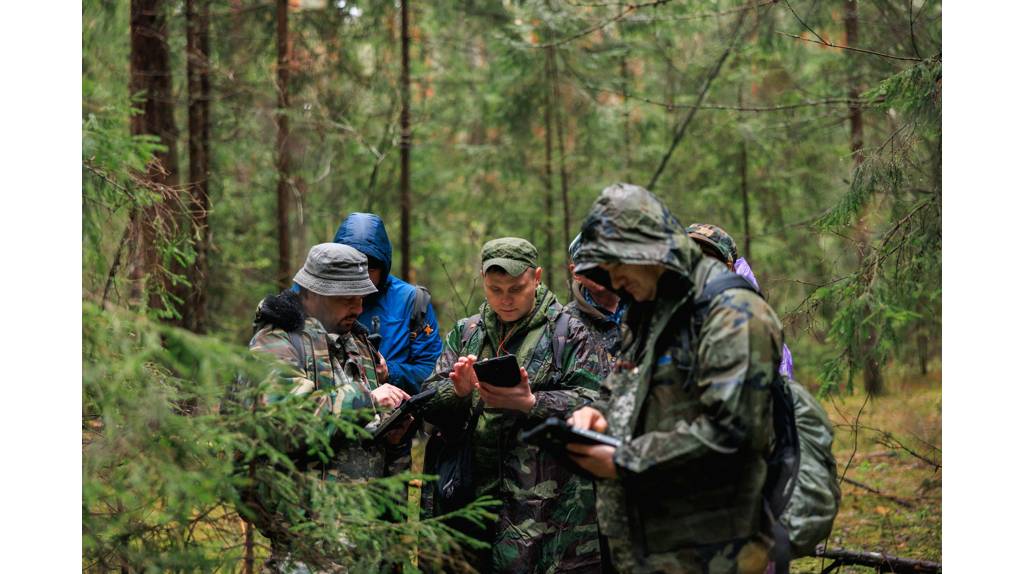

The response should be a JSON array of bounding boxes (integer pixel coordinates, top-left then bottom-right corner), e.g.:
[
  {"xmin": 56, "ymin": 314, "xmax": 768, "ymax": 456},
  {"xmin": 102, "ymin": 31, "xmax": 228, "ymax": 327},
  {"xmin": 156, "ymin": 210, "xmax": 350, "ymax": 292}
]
[
  {"xmin": 450, "ymin": 354, "xmax": 480, "ymax": 397},
  {"xmin": 371, "ymin": 384, "xmax": 410, "ymax": 409},
  {"xmin": 567, "ymin": 406, "xmax": 608, "ymax": 433}
]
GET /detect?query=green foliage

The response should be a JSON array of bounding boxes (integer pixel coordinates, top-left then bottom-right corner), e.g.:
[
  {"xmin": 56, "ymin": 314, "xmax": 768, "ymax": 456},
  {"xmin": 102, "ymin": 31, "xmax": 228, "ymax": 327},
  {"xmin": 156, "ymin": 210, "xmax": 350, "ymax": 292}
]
[
  {"xmin": 83, "ymin": 0, "xmax": 942, "ymax": 565},
  {"xmin": 83, "ymin": 301, "xmax": 494, "ymax": 571}
]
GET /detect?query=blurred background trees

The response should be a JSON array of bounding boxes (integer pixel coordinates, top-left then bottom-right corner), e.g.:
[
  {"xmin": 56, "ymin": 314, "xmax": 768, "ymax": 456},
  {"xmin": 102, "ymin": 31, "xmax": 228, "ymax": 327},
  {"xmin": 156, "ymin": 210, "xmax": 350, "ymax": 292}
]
[{"xmin": 83, "ymin": 0, "xmax": 941, "ymax": 568}]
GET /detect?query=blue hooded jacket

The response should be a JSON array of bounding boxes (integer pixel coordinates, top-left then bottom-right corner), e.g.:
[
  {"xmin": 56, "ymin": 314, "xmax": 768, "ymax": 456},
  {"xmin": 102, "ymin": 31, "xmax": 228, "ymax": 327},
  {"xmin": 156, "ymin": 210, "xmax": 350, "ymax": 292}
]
[{"xmin": 333, "ymin": 213, "xmax": 443, "ymax": 394}]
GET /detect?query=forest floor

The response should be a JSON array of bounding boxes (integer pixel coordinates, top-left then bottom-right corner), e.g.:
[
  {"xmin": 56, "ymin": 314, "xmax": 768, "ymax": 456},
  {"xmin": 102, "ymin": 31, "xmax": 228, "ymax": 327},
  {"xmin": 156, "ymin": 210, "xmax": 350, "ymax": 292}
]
[{"xmin": 791, "ymin": 369, "xmax": 942, "ymax": 573}]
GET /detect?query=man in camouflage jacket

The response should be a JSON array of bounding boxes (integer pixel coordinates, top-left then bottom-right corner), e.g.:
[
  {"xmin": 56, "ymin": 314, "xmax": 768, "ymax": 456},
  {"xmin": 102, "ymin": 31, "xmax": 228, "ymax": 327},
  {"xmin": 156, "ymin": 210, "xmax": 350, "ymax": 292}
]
[
  {"xmin": 566, "ymin": 184, "xmax": 785, "ymax": 574},
  {"xmin": 248, "ymin": 243, "xmax": 413, "ymax": 567},
  {"xmin": 420, "ymin": 237, "xmax": 610, "ymax": 574}
]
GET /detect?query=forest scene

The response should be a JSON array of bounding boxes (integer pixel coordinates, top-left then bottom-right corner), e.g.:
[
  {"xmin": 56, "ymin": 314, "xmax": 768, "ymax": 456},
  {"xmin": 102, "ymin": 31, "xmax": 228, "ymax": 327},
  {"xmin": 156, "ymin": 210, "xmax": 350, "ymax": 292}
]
[{"xmin": 82, "ymin": 0, "xmax": 942, "ymax": 572}]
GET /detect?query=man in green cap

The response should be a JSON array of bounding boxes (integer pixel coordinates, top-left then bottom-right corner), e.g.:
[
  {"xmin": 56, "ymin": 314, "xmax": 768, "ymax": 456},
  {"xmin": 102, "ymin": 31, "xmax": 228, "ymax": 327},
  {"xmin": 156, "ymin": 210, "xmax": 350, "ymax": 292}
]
[
  {"xmin": 419, "ymin": 237, "xmax": 610, "ymax": 574},
  {"xmin": 565, "ymin": 184, "xmax": 785, "ymax": 574},
  {"xmin": 247, "ymin": 242, "xmax": 413, "ymax": 570}
]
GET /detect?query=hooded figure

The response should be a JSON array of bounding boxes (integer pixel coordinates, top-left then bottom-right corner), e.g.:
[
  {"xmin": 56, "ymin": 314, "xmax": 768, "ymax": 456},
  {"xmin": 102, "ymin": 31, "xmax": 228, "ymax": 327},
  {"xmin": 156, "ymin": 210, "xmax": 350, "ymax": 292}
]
[
  {"xmin": 568, "ymin": 184, "xmax": 785, "ymax": 574},
  {"xmin": 333, "ymin": 213, "xmax": 443, "ymax": 395},
  {"xmin": 686, "ymin": 223, "xmax": 795, "ymax": 380}
]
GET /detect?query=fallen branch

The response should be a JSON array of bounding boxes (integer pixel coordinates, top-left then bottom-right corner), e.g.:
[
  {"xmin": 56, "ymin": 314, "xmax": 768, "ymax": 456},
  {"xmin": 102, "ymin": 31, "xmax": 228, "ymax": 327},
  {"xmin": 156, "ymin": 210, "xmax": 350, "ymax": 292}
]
[
  {"xmin": 839, "ymin": 476, "xmax": 915, "ymax": 509},
  {"xmin": 815, "ymin": 545, "xmax": 941, "ymax": 573}
]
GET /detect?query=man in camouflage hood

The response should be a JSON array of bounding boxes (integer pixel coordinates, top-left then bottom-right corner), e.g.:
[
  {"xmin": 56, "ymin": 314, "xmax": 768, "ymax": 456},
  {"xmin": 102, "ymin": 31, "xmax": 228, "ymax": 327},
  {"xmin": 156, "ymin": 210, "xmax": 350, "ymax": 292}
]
[
  {"xmin": 420, "ymin": 237, "xmax": 610, "ymax": 574},
  {"xmin": 566, "ymin": 184, "xmax": 785, "ymax": 574}
]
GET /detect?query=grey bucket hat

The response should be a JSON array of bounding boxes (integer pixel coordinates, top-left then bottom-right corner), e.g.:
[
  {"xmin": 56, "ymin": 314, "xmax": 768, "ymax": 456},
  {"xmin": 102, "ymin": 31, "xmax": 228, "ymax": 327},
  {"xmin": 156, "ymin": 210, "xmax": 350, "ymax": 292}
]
[{"xmin": 293, "ymin": 243, "xmax": 378, "ymax": 297}]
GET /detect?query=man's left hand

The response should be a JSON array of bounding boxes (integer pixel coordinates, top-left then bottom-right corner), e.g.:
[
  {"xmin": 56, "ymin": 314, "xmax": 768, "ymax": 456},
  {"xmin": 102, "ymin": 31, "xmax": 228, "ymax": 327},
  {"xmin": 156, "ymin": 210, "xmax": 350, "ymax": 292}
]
[
  {"xmin": 382, "ymin": 414, "xmax": 415, "ymax": 445},
  {"xmin": 566, "ymin": 443, "xmax": 619, "ymax": 479},
  {"xmin": 477, "ymin": 367, "xmax": 536, "ymax": 413}
]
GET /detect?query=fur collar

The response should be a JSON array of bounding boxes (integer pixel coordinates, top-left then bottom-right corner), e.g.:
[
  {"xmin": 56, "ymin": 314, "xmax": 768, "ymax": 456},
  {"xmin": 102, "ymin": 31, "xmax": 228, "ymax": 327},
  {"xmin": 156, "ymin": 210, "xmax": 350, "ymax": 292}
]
[{"xmin": 253, "ymin": 290, "xmax": 306, "ymax": 333}]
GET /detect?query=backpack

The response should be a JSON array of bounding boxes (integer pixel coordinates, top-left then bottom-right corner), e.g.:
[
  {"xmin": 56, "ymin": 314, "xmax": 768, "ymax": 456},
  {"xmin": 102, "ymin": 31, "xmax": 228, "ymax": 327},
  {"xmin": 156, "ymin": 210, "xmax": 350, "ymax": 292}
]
[
  {"xmin": 780, "ymin": 379, "xmax": 842, "ymax": 557},
  {"xmin": 409, "ymin": 285, "xmax": 433, "ymax": 339},
  {"xmin": 685, "ymin": 273, "xmax": 811, "ymax": 572}
]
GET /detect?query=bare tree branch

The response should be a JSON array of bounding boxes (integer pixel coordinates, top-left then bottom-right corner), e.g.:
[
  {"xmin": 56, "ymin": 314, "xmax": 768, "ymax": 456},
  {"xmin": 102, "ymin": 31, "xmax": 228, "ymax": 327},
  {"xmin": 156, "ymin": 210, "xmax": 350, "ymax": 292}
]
[
  {"xmin": 534, "ymin": 0, "xmax": 673, "ymax": 49},
  {"xmin": 647, "ymin": 9, "xmax": 750, "ymax": 190},
  {"xmin": 777, "ymin": 31, "xmax": 923, "ymax": 62}
]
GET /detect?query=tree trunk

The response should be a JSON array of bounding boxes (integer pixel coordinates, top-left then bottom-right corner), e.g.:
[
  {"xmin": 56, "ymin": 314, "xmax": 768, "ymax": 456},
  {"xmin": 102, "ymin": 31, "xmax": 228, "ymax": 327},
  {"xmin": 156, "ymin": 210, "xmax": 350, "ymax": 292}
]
[
  {"xmin": 130, "ymin": 0, "xmax": 183, "ymax": 320},
  {"xmin": 543, "ymin": 52, "xmax": 555, "ymax": 277},
  {"xmin": 185, "ymin": 0, "xmax": 211, "ymax": 333},
  {"xmin": 399, "ymin": 0, "xmax": 412, "ymax": 281},
  {"xmin": 548, "ymin": 47, "xmax": 571, "ymax": 289},
  {"xmin": 619, "ymin": 22, "xmax": 631, "ymax": 180},
  {"xmin": 845, "ymin": 0, "xmax": 885, "ymax": 396},
  {"xmin": 738, "ymin": 86, "xmax": 751, "ymax": 260},
  {"xmin": 275, "ymin": 0, "xmax": 292, "ymax": 291}
]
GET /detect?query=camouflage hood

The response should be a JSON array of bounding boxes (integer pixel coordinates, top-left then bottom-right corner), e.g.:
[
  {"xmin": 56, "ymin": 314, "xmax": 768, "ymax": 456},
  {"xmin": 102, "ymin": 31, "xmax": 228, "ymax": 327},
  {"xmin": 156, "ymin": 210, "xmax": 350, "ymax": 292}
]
[{"xmin": 574, "ymin": 183, "xmax": 702, "ymax": 284}]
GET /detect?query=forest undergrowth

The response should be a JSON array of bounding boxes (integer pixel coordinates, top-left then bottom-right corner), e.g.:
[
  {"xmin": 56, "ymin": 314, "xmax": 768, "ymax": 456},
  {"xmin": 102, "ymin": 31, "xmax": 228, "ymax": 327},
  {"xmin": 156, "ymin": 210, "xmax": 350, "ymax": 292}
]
[{"xmin": 792, "ymin": 369, "xmax": 942, "ymax": 573}]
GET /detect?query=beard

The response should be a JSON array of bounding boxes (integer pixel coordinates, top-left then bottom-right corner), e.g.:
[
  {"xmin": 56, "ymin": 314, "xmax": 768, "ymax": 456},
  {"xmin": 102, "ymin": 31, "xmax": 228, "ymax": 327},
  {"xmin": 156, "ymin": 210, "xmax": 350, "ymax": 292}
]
[{"xmin": 334, "ymin": 314, "xmax": 359, "ymax": 334}]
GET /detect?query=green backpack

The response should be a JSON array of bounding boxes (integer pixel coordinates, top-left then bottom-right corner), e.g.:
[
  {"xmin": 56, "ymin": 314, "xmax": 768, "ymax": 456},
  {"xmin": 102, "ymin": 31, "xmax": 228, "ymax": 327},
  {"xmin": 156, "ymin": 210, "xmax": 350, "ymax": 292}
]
[{"xmin": 781, "ymin": 379, "xmax": 842, "ymax": 557}]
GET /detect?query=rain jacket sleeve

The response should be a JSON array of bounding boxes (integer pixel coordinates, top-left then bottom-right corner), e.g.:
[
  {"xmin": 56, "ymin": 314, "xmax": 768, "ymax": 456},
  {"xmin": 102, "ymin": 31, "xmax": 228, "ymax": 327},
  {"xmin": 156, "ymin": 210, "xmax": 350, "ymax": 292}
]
[{"xmin": 613, "ymin": 290, "xmax": 778, "ymax": 474}]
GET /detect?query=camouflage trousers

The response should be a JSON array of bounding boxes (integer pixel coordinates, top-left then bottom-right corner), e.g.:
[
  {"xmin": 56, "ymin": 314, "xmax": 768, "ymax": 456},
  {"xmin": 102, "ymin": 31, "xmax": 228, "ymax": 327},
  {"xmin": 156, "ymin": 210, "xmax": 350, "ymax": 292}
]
[{"xmin": 607, "ymin": 535, "xmax": 771, "ymax": 574}]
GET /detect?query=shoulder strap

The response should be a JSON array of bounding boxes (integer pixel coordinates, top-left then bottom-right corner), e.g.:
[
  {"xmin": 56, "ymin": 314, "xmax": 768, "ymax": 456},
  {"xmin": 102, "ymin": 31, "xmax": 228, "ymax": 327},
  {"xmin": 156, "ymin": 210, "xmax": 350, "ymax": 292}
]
[
  {"xmin": 691, "ymin": 272, "xmax": 763, "ymax": 337},
  {"xmin": 460, "ymin": 314, "xmax": 482, "ymax": 349},
  {"xmin": 549, "ymin": 311, "xmax": 572, "ymax": 384},
  {"xmin": 287, "ymin": 331, "xmax": 310, "ymax": 379},
  {"xmin": 409, "ymin": 285, "xmax": 432, "ymax": 336}
]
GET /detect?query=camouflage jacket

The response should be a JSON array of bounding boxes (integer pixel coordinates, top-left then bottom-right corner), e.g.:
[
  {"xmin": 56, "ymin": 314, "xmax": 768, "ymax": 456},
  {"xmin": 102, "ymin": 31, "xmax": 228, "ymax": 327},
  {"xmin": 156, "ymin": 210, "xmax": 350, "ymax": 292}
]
[
  {"xmin": 421, "ymin": 284, "xmax": 609, "ymax": 574},
  {"xmin": 249, "ymin": 291, "xmax": 399, "ymax": 480},
  {"xmin": 576, "ymin": 184, "xmax": 783, "ymax": 573},
  {"xmin": 564, "ymin": 279, "xmax": 622, "ymax": 360}
]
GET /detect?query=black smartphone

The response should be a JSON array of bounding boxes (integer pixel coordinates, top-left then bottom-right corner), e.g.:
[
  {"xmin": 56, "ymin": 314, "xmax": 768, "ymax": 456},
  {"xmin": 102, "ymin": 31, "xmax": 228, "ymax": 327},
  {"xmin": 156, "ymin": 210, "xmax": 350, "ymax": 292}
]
[
  {"xmin": 370, "ymin": 387, "xmax": 437, "ymax": 441},
  {"xmin": 519, "ymin": 417, "xmax": 622, "ymax": 450},
  {"xmin": 472, "ymin": 355, "xmax": 522, "ymax": 388}
]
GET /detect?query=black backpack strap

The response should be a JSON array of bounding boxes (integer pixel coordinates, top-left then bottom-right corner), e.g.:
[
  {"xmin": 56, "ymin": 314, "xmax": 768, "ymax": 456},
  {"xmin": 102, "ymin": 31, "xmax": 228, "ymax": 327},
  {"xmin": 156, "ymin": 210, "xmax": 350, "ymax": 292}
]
[
  {"xmin": 691, "ymin": 272, "xmax": 763, "ymax": 337},
  {"xmin": 548, "ymin": 311, "xmax": 573, "ymax": 384},
  {"xmin": 409, "ymin": 285, "xmax": 432, "ymax": 338},
  {"xmin": 459, "ymin": 314, "xmax": 482, "ymax": 350}
]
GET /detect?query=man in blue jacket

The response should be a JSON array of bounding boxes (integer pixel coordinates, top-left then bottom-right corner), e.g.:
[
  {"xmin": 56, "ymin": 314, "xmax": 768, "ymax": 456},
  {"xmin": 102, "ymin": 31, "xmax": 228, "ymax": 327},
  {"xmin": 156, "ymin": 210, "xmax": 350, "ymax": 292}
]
[{"xmin": 332, "ymin": 213, "xmax": 443, "ymax": 396}]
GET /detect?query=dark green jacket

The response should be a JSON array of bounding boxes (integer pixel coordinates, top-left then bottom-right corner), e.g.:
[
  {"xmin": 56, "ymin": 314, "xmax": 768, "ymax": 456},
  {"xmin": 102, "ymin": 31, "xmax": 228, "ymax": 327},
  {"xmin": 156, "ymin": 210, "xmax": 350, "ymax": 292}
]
[
  {"xmin": 576, "ymin": 183, "xmax": 784, "ymax": 569},
  {"xmin": 422, "ymin": 284, "xmax": 610, "ymax": 574}
]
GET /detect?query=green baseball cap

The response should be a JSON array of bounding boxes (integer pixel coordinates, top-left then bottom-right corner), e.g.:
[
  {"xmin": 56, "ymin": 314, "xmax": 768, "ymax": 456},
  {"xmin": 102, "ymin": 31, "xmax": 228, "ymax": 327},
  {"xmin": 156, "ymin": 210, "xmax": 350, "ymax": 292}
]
[{"xmin": 480, "ymin": 237, "xmax": 538, "ymax": 276}]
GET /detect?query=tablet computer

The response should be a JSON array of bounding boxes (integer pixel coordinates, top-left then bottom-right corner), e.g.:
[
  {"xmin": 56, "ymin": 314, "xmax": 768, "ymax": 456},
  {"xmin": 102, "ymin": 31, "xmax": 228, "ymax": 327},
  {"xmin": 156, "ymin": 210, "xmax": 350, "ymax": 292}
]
[
  {"xmin": 519, "ymin": 417, "xmax": 622, "ymax": 450},
  {"xmin": 370, "ymin": 386, "xmax": 437, "ymax": 441},
  {"xmin": 472, "ymin": 355, "xmax": 521, "ymax": 388}
]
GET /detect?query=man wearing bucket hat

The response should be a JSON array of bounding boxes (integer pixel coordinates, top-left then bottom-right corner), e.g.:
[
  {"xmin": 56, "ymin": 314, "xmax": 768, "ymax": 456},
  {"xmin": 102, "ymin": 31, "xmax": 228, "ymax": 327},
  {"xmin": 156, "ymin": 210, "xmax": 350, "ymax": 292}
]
[
  {"xmin": 418, "ymin": 237, "xmax": 609, "ymax": 573},
  {"xmin": 251, "ymin": 242, "xmax": 412, "ymax": 469},
  {"xmin": 247, "ymin": 243, "xmax": 414, "ymax": 567}
]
